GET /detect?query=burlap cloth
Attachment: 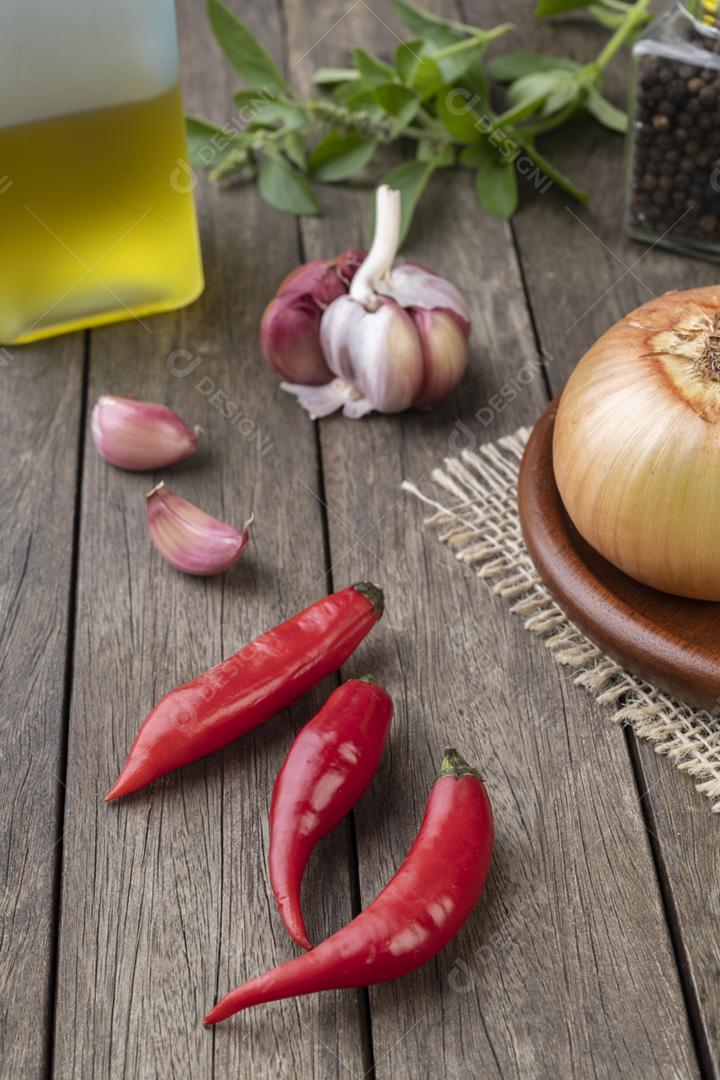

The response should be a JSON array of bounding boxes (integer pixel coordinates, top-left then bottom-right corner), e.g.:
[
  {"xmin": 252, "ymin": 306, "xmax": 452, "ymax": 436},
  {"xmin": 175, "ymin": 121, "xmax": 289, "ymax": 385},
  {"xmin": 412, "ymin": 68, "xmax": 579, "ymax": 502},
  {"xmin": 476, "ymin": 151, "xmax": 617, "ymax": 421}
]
[{"xmin": 403, "ymin": 427, "xmax": 720, "ymax": 812}]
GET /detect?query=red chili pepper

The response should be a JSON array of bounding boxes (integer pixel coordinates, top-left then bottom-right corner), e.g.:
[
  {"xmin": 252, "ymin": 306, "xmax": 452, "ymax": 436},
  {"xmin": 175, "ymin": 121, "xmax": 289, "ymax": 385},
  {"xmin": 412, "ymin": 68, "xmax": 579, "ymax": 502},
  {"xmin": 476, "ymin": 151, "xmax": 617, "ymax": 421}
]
[
  {"xmin": 270, "ymin": 676, "xmax": 393, "ymax": 950},
  {"xmin": 106, "ymin": 583, "xmax": 384, "ymax": 800},
  {"xmin": 204, "ymin": 748, "xmax": 493, "ymax": 1025}
]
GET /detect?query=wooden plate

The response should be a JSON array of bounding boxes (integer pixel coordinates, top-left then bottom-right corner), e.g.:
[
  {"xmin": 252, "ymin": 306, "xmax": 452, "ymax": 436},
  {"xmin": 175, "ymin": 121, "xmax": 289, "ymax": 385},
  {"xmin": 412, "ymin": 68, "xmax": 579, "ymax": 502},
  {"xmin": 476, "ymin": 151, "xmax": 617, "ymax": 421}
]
[{"xmin": 518, "ymin": 399, "xmax": 720, "ymax": 711}]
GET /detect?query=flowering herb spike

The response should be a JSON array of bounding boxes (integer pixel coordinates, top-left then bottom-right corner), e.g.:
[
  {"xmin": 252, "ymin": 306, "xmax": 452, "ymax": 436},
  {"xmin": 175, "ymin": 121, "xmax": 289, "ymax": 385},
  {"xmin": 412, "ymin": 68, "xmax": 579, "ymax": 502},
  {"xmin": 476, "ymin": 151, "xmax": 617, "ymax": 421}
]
[{"xmin": 189, "ymin": 0, "xmax": 647, "ymax": 239}]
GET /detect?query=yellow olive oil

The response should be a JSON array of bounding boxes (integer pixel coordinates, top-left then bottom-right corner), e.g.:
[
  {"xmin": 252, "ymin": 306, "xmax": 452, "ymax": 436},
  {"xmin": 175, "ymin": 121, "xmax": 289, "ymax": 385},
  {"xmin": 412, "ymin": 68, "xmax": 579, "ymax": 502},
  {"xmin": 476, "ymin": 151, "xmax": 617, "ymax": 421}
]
[{"xmin": 0, "ymin": 84, "xmax": 203, "ymax": 344}]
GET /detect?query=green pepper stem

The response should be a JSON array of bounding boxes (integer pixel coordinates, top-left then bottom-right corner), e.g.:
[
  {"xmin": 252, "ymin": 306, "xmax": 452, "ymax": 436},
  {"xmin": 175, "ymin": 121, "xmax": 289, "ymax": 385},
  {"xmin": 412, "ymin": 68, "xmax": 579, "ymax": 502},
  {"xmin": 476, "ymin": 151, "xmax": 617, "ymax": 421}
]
[{"xmin": 438, "ymin": 748, "xmax": 482, "ymax": 779}]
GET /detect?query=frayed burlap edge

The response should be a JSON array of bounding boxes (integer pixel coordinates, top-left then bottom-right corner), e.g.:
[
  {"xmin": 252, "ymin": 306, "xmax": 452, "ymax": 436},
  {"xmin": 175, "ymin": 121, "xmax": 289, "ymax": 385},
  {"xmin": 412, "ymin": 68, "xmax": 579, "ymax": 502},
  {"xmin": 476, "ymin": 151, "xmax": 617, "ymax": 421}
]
[{"xmin": 402, "ymin": 428, "xmax": 720, "ymax": 812}]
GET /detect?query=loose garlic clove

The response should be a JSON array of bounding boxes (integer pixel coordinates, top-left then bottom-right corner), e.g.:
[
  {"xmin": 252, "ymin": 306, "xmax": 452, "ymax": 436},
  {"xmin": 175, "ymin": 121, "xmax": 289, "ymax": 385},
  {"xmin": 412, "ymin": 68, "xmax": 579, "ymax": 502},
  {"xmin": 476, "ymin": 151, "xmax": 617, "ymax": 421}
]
[
  {"xmin": 146, "ymin": 482, "xmax": 253, "ymax": 576},
  {"xmin": 91, "ymin": 395, "xmax": 199, "ymax": 471}
]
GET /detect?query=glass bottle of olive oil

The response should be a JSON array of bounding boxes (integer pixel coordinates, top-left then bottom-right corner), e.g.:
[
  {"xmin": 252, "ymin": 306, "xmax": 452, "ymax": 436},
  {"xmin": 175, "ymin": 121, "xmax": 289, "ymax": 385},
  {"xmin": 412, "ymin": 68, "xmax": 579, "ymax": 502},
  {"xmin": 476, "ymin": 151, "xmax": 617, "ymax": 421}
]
[{"xmin": 0, "ymin": 0, "xmax": 203, "ymax": 345}]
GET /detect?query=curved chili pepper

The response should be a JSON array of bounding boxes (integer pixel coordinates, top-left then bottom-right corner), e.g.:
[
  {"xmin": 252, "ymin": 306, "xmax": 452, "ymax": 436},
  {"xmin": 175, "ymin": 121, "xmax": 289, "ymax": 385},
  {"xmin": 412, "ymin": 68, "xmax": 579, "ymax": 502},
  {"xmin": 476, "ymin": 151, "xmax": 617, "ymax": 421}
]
[
  {"xmin": 106, "ymin": 583, "xmax": 384, "ymax": 800},
  {"xmin": 270, "ymin": 676, "xmax": 393, "ymax": 950},
  {"xmin": 204, "ymin": 748, "xmax": 493, "ymax": 1025}
]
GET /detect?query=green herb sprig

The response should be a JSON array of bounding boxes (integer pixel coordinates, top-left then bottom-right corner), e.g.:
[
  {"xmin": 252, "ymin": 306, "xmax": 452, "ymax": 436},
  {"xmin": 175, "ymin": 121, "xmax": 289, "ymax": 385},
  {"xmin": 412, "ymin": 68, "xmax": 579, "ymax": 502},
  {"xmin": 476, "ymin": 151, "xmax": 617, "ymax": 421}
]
[{"xmin": 188, "ymin": 0, "xmax": 651, "ymax": 242}]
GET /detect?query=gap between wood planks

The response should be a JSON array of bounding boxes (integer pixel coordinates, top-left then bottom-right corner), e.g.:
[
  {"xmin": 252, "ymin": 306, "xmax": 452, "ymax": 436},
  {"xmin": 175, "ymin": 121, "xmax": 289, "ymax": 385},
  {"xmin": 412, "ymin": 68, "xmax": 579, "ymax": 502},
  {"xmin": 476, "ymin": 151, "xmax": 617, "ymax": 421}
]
[
  {"xmin": 501, "ymin": 123, "xmax": 714, "ymax": 1080},
  {"xmin": 496, "ymin": 98, "xmax": 714, "ymax": 1080},
  {"xmin": 305, "ymin": 220, "xmax": 378, "ymax": 1080},
  {"xmin": 45, "ymin": 330, "xmax": 90, "ymax": 1080}
]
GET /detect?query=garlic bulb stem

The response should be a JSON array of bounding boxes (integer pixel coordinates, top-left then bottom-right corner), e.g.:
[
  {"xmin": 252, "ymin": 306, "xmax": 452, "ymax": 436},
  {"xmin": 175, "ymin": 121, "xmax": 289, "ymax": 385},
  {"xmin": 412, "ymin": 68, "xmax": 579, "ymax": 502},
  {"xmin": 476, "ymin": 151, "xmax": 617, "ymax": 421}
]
[{"xmin": 349, "ymin": 185, "xmax": 401, "ymax": 309}]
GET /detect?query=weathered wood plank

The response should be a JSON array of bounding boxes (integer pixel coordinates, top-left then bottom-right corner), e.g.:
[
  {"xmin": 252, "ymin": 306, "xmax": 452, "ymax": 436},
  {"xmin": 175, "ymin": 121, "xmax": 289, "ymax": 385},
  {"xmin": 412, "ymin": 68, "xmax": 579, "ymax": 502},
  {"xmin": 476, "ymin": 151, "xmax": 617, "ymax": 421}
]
[
  {"xmin": 52, "ymin": 2, "xmax": 367, "ymax": 1077},
  {"xmin": 0, "ymin": 336, "xmax": 84, "ymax": 1078},
  {"xmin": 470, "ymin": 2, "xmax": 720, "ymax": 1073},
  {"xmin": 283, "ymin": 0, "xmax": 702, "ymax": 1076}
]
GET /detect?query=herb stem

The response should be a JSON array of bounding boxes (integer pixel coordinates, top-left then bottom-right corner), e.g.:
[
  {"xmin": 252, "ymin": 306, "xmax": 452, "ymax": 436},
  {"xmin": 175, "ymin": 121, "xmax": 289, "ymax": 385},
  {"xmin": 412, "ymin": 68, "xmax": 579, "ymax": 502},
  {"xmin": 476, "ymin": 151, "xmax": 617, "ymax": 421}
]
[
  {"xmin": 429, "ymin": 23, "xmax": 513, "ymax": 60},
  {"xmin": 591, "ymin": 0, "xmax": 652, "ymax": 73},
  {"xmin": 521, "ymin": 100, "xmax": 578, "ymax": 137},
  {"xmin": 512, "ymin": 133, "xmax": 590, "ymax": 202}
]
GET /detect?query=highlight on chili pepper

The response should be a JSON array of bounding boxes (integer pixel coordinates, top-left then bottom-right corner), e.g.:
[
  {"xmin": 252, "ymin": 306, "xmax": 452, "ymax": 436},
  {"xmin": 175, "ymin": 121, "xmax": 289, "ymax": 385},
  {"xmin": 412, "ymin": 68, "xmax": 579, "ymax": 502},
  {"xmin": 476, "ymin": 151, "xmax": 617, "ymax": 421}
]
[
  {"xmin": 270, "ymin": 675, "xmax": 393, "ymax": 950},
  {"xmin": 204, "ymin": 747, "xmax": 493, "ymax": 1025},
  {"xmin": 279, "ymin": 186, "xmax": 471, "ymax": 420},
  {"xmin": 146, "ymin": 481, "xmax": 254, "ymax": 577},
  {"xmin": 105, "ymin": 583, "xmax": 384, "ymax": 801},
  {"xmin": 91, "ymin": 394, "xmax": 199, "ymax": 471}
]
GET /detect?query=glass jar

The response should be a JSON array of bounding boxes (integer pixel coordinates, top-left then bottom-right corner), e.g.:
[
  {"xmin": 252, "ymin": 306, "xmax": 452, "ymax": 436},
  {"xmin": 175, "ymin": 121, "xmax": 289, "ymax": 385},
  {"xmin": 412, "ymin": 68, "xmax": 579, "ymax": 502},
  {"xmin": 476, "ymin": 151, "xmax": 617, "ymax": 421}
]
[
  {"xmin": 625, "ymin": 0, "xmax": 720, "ymax": 260},
  {"xmin": 0, "ymin": 0, "xmax": 204, "ymax": 345}
]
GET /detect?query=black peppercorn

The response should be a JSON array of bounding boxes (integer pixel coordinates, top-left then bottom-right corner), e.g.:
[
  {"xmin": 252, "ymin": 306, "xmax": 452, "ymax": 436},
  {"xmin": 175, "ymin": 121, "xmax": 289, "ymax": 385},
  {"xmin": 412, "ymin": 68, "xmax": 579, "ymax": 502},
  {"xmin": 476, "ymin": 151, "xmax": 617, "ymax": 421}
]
[{"xmin": 627, "ymin": 34, "xmax": 720, "ymax": 250}]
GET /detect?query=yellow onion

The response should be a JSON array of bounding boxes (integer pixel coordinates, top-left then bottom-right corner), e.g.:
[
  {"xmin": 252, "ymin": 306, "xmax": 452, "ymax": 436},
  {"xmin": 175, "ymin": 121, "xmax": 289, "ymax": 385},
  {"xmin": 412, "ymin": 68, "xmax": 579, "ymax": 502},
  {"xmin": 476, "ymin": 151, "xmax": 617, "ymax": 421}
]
[{"xmin": 553, "ymin": 285, "xmax": 720, "ymax": 600}]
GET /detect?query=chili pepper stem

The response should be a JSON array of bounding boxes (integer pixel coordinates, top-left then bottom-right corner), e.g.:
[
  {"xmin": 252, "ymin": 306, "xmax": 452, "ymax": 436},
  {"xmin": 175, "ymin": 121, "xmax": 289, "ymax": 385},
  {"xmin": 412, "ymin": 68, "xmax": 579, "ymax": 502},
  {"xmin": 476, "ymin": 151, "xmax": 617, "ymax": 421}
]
[
  {"xmin": 439, "ymin": 747, "xmax": 482, "ymax": 780},
  {"xmin": 351, "ymin": 581, "xmax": 384, "ymax": 617}
]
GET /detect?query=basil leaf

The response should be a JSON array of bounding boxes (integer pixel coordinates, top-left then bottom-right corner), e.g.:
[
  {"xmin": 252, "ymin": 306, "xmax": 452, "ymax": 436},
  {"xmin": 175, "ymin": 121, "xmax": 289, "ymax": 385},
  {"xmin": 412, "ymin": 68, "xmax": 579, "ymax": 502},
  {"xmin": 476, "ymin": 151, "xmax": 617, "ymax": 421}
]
[
  {"xmin": 489, "ymin": 52, "xmax": 580, "ymax": 81},
  {"xmin": 473, "ymin": 143, "xmax": 518, "ymax": 219},
  {"xmin": 542, "ymin": 74, "xmax": 581, "ymax": 115},
  {"xmin": 588, "ymin": 5, "xmax": 626, "ymax": 28},
  {"xmin": 584, "ymin": 85, "xmax": 628, "ymax": 132},
  {"xmin": 395, "ymin": 42, "xmax": 444, "ymax": 99},
  {"xmin": 377, "ymin": 159, "xmax": 437, "ymax": 244},
  {"xmin": 258, "ymin": 156, "xmax": 320, "ymax": 214},
  {"xmin": 435, "ymin": 87, "xmax": 482, "ymax": 143},
  {"xmin": 394, "ymin": 0, "xmax": 462, "ymax": 43},
  {"xmin": 506, "ymin": 70, "xmax": 565, "ymax": 109},
  {"xmin": 313, "ymin": 67, "xmax": 359, "ymax": 85},
  {"xmin": 207, "ymin": 0, "xmax": 287, "ymax": 94},
  {"xmin": 185, "ymin": 115, "xmax": 239, "ymax": 170},
  {"xmin": 373, "ymin": 84, "xmax": 420, "ymax": 132},
  {"xmin": 428, "ymin": 36, "xmax": 494, "ymax": 84},
  {"xmin": 462, "ymin": 57, "xmax": 490, "ymax": 105},
  {"xmin": 395, "ymin": 41, "xmax": 425, "ymax": 83},
  {"xmin": 236, "ymin": 98, "xmax": 304, "ymax": 129},
  {"xmin": 418, "ymin": 141, "xmax": 454, "ymax": 165},
  {"xmin": 308, "ymin": 131, "xmax": 378, "ymax": 182},
  {"xmin": 283, "ymin": 130, "xmax": 307, "ymax": 170},
  {"xmin": 459, "ymin": 144, "xmax": 482, "ymax": 168},
  {"xmin": 534, "ymin": 0, "xmax": 594, "ymax": 14},
  {"xmin": 353, "ymin": 48, "xmax": 396, "ymax": 85},
  {"xmin": 332, "ymin": 80, "xmax": 378, "ymax": 109},
  {"xmin": 233, "ymin": 89, "xmax": 279, "ymax": 109}
]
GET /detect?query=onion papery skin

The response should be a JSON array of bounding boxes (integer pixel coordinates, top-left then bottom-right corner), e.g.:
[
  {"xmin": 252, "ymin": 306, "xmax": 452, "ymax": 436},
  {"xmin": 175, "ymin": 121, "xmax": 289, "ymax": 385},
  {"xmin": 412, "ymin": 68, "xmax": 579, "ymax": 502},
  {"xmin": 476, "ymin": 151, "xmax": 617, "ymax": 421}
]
[{"xmin": 553, "ymin": 286, "xmax": 720, "ymax": 601}]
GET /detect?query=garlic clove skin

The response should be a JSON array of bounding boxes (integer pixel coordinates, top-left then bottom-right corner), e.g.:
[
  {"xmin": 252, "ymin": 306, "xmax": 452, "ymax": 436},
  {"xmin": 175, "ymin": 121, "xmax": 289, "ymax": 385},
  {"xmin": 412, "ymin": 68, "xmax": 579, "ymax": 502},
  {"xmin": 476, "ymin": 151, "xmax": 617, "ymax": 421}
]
[
  {"xmin": 276, "ymin": 250, "xmax": 366, "ymax": 302},
  {"xmin": 91, "ymin": 396, "xmax": 199, "ymax": 471},
  {"xmin": 261, "ymin": 250, "xmax": 366, "ymax": 385},
  {"xmin": 261, "ymin": 292, "xmax": 333, "ymax": 385},
  {"xmin": 320, "ymin": 295, "xmax": 423, "ymax": 415},
  {"xmin": 279, "ymin": 378, "xmax": 373, "ymax": 421},
  {"xmin": 377, "ymin": 262, "xmax": 471, "ymax": 337},
  {"xmin": 146, "ymin": 482, "xmax": 253, "ymax": 576},
  {"xmin": 411, "ymin": 308, "xmax": 469, "ymax": 409}
]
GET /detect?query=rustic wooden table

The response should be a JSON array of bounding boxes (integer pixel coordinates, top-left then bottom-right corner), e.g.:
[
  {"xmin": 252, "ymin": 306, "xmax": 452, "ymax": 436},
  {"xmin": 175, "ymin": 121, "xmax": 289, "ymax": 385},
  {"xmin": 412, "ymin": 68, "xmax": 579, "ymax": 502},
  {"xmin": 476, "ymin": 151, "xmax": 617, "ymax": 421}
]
[{"xmin": 3, "ymin": 1, "xmax": 720, "ymax": 1077}]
